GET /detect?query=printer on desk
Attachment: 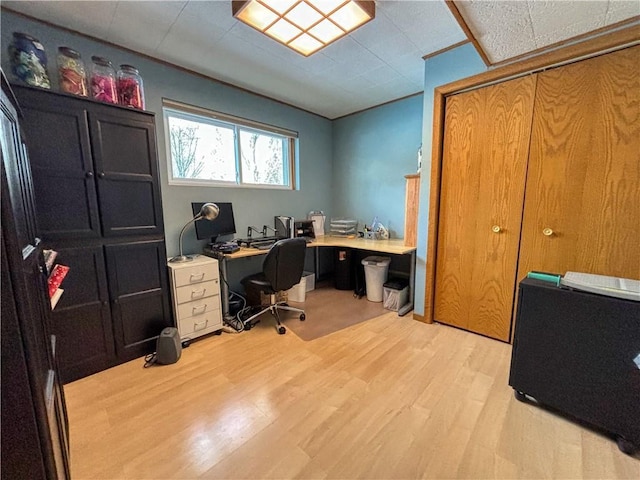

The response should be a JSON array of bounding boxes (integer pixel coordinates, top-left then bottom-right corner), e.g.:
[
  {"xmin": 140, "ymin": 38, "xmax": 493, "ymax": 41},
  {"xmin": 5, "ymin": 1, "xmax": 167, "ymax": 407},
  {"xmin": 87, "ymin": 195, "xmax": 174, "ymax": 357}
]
[{"xmin": 294, "ymin": 220, "xmax": 315, "ymax": 240}]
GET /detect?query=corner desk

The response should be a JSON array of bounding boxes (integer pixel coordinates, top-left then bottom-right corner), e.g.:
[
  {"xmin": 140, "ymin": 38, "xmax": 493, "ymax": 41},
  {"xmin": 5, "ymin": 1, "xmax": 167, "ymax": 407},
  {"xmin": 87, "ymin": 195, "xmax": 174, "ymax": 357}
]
[{"xmin": 204, "ymin": 237, "xmax": 417, "ymax": 322}]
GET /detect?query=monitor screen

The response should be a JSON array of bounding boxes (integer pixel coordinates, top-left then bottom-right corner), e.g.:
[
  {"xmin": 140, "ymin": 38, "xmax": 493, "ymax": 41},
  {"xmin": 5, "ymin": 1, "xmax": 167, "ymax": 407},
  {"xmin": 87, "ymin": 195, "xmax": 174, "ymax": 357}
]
[{"xmin": 192, "ymin": 202, "xmax": 236, "ymax": 243}]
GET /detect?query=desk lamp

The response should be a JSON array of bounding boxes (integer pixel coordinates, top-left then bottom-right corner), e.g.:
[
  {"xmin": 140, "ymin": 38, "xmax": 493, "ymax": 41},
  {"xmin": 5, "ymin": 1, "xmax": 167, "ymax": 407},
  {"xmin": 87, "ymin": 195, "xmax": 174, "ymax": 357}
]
[{"xmin": 170, "ymin": 202, "xmax": 219, "ymax": 263}]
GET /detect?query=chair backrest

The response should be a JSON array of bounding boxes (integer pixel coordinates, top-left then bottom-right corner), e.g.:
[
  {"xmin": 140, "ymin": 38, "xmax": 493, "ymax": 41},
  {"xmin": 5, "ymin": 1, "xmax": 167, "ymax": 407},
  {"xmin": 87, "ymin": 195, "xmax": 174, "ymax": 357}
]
[{"xmin": 262, "ymin": 237, "xmax": 307, "ymax": 292}]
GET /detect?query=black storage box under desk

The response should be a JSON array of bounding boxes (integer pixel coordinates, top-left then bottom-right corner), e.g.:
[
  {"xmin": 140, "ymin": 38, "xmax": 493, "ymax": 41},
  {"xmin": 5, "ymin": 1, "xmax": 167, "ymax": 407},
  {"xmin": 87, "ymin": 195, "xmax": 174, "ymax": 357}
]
[{"xmin": 509, "ymin": 278, "xmax": 640, "ymax": 453}]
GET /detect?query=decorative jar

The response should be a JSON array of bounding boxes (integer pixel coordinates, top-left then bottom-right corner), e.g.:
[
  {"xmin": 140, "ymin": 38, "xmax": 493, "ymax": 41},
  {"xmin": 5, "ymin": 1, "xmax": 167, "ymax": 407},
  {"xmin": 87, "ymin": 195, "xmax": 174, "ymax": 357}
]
[
  {"xmin": 8, "ymin": 32, "xmax": 51, "ymax": 89},
  {"xmin": 89, "ymin": 56, "xmax": 117, "ymax": 104},
  {"xmin": 116, "ymin": 64, "xmax": 145, "ymax": 110},
  {"xmin": 57, "ymin": 47, "xmax": 87, "ymax": 96}
]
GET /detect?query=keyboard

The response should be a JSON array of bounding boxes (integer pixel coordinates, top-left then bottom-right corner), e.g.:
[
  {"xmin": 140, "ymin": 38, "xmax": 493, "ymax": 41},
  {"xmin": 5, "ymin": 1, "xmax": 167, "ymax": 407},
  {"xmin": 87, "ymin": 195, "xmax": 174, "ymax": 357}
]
[{"xmin": 252, "ymin": 242, "xmax": 274, "ymax": 250}]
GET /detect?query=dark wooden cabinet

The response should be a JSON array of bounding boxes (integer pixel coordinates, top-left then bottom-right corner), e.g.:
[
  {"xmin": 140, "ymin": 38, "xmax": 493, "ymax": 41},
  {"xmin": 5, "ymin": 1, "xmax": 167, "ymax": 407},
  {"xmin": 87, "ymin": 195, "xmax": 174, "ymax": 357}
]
[
  {"xmin": 105, "ymin": 239, "xmax": 172, "ymax": 361},
  {"xmin": 13, "ymin": 85, "xmax": 172, "ymax": 382},
  {"xmin": 509, "ymin": 278, "xmax": 640, "ymax": 454},
  {"xmin": 2, "ymin": 75, "xmax": 70, "ymax": 479}
]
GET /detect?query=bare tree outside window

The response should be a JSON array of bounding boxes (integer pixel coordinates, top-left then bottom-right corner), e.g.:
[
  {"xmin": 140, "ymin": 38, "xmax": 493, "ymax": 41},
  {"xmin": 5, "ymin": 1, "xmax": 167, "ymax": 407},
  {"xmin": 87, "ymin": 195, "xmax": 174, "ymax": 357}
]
[
  {"xmin": 164, "ymin": 104, "xmax": 295, "ymax": 188},
  {"xmin": 170, "ymin": 124, "xmax": 204, "ymax": 178},
  {"xmin": 240, "ymin": 130, "xmax": 285, "ymax": 185}
]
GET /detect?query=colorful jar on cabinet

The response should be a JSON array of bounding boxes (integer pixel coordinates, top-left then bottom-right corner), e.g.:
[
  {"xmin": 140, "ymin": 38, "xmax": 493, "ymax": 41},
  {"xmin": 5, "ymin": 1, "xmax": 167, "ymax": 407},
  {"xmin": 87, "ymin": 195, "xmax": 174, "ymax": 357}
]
[
  {"xmin": 57, "ymin": 47, "xmax": 87, "ymax": 97},
  {"xmin": 89, "ymin": 56, "xmax": 117, "ymax": 104},
  {"xmin": 8, "ymin": 32, "xmax": 51, "ymax": 89},
  {"xmin": 116, "ymin": 64, "xmax": 145, "ymax": 110}
]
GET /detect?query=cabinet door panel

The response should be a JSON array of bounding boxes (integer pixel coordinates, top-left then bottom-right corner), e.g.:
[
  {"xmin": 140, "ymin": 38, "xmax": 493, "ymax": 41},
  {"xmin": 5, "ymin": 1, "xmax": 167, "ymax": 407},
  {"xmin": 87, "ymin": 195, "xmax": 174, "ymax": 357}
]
[
  {"xmin": 435, "ymin": 75, "xmax": 536, "ymax": 341},
  {"xmin": 50, "ymin": 245, "xmax": 115, "ymax": 383},
  {"xmin": 1, "ymin": 88, "xmax": 38, "ymax": 251},
  {"xmin": 13, "ymin": 87, "xmax": 101, "ymax": 239},
  {"xmin": 518, "ymin": 46, "xmax": 640, "ymax": 283},
  {"xmin": 105, "ymin": 240, "xmax": 172, "ymax": 361},
  {"xmin": 90, "ymin": 113, "xmax": 163, "ymax": 237}
]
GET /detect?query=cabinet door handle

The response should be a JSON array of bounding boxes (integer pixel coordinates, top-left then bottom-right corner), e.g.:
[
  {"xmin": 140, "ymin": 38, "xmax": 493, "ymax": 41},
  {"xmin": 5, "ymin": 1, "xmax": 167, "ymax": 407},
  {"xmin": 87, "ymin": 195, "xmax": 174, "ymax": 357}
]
[
  {"xmin": 189, "ymin": 272, "xmax": 205, "ymax": 281},
  {"xmin": 192, "ymin": 304, "xmax": 207, "ymax": 315},
  {"xmin": 543, "ymin": 228, "xmax": 554, "ymax": 237},
  {"xmin": 191, "ymin": 289, "xmax": 206, "ymax": 299},
  {"xmin": 85, "ymin": 171, "xmax": 93, "ymax": 178},
  {"xmin": 491, "ymin": 225, "xmax": 502, "ymax": 233},
  {"xmin": 98, "ymin": 172, "xmax": 105, "ymax": 178}
]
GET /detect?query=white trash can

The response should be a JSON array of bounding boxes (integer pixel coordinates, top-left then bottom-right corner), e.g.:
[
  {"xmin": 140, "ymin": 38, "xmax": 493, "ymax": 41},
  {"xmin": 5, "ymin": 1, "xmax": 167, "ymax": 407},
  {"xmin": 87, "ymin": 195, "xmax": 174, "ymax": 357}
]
[{"xmin": 361, "ymin": 256, "xmax": 391, "ymax": 302}]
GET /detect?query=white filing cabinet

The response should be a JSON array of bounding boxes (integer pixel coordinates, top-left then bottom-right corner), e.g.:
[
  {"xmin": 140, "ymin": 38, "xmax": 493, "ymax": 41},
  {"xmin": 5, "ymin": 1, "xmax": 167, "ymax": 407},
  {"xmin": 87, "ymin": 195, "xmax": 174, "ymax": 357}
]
[{"xmin": 167, "ymin": 256, "xmax": 223, "ymax": 341}]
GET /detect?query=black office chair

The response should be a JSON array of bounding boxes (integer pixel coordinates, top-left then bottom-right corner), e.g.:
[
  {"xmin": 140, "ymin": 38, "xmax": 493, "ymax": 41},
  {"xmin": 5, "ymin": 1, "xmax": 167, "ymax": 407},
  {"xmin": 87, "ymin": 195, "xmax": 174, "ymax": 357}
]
[{"xmin": 241, "ymin": 237, "xmax": 307, "ymax": 334}]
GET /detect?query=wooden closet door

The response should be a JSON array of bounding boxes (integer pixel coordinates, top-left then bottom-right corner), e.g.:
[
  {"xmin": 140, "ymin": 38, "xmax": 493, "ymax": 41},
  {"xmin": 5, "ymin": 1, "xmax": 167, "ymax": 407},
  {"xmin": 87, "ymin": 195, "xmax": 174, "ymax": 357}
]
[
  {"xmin": 435, "ymin": 75, "xmax": 536, "ymax": 341},
  {"xmin": 517, "ymin": 46, "xmax": 640, "ymax": 284}
]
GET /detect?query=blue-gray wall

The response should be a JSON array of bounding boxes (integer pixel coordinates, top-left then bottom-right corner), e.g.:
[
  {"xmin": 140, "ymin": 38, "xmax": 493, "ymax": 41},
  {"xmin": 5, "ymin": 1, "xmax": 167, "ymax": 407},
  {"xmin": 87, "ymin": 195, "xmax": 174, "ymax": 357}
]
[
  {"xmin": 413, "ymin": 43, "xmax": 487, "ymax": 316},
  {"xmin": 2, "ymin": 10, "xmax": 489, "ymax": 314},
  {"xmin": 332, "ymin": 95, "xmax": 423, "ymax": 238},
  {"xmin": 1, "ymin": 10, "xmax": 333, "ymax": 264}
]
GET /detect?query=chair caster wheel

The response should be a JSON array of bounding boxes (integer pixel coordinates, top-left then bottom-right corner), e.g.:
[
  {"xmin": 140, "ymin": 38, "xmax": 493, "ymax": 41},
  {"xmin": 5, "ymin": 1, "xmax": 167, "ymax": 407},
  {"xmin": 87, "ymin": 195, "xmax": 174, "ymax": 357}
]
[
  {"xmin": 278, "ymin": 326, "xmax": 286, "ymax": 335},
  {"xmin": 514, "ymin": 390, "xmax": 527, "ymax": 402},
  {"xmin": 616, "ymin": 436, "xmax": 638, "ymax": 455},
  {"xmin": 181, "ymin": 339, "xmax": 191, "ymax": 348},
  {"xmin": 214, "ymin": 329, "xmax": 222, "ymax": 335},
  {"xmin": 300, "ymin": 313, "xmax": 306, "ymax": 321}
]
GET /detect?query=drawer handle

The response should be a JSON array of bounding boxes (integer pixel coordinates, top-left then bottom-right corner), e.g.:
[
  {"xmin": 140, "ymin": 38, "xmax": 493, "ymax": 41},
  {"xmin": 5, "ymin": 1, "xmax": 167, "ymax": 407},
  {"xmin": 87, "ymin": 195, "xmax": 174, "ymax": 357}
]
[
  {"xmin": 189, "ymin": 272, "xmax": 205, "ymax": 281},
  {"xmin": 192, "ymin": 304, "xmax": 207, "ymax": 315},
  {"xmin": 191, "ymin": 289, "xmax": 206, "ymax": 299},
  {"xmin": 193, "ymin": 319, "xmax": 209, "ymax": 331}
]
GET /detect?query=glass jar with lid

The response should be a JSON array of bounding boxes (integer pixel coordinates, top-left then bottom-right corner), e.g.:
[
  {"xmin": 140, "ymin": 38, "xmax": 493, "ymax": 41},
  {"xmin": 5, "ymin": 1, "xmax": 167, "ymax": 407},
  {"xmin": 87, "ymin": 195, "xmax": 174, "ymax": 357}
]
[
  {"xmin": 8, "ymin": 32, "xmax": 51, "ymax": 89},
  {"xmin": 89, "ymin": 56, "xmax": 117, "ymax": 104},
  {"xmin": 116, "ymin": 64, "xmax": 145, "ymax": 110},
  {"xmin": 57, "ymin": 47, "xmax": 87, "ymax": 96}
]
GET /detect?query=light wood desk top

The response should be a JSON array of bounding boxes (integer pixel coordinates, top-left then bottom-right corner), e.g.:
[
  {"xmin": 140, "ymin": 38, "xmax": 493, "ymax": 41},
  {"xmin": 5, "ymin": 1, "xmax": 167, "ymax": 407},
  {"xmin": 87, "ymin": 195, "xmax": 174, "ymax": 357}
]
[{"xmin": 223, "ymin": 236, "xmax": 416, "ymax": 260}]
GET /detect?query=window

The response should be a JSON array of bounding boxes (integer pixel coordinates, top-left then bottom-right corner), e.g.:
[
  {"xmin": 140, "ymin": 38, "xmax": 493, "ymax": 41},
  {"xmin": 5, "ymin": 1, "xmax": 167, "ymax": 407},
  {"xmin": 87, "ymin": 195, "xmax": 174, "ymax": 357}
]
[{"xmin": 163, "ymin": 100, "xmax": 297, "ymax": 189}]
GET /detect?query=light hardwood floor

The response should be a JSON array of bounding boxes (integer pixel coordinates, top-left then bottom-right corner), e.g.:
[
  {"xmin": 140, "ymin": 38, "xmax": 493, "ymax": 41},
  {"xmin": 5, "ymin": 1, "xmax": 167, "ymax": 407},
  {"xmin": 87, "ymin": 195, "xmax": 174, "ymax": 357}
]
[{"xmin": 65, "ymin": 313, "xmax": 639, "ymax": 479}]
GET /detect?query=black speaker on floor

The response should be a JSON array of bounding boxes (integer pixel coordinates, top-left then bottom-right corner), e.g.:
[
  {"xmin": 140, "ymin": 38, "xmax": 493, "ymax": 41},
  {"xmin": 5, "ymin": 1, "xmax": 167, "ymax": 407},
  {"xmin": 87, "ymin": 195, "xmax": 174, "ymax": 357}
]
[{"xmin": 155, "ymin": 327, "xmax": 181, "ymax": 364}]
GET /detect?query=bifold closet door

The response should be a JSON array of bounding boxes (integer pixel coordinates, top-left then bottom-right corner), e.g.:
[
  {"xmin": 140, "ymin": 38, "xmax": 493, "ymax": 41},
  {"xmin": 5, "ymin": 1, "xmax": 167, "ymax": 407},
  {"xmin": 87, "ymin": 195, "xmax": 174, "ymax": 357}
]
[
  {"xmin": 434, "ymin": 75, "xmax": 536, "ymax": 341},
  {"xmin": 517, "ymin": 46, "xmax": 640, "ymax": 284}
]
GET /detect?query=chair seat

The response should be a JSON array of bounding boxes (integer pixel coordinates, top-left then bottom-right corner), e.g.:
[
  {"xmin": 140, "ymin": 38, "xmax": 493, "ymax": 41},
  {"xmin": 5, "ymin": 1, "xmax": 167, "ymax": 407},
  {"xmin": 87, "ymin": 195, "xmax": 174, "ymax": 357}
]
[{"xmin": 241, "ymin": 272, "xmax": 275, "ymax": 294}]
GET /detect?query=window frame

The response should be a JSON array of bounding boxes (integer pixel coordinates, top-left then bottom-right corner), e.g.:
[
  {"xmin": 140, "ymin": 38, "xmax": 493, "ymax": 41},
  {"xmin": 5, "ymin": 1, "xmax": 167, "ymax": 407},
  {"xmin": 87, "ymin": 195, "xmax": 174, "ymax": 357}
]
[{"xmin": 162, "ymin": 99, "xmax": 298, "ymax": 190}]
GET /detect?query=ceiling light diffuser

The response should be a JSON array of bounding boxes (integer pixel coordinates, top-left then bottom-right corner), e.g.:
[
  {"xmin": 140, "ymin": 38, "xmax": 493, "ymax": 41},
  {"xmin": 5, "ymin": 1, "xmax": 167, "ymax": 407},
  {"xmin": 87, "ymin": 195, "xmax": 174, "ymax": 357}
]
[{"xmin": 232, "ymin": 0, "xmax": 375, "ymax": 56}]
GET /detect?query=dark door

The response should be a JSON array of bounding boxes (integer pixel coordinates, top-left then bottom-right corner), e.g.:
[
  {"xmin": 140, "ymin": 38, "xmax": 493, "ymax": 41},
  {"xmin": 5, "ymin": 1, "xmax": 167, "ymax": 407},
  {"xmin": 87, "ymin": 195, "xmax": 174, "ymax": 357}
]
[
  {"xmin": 89, "ymin": 112, "xmax": 164, "ymax": 237},
  {"xmin": 13, "ymin": 86, "xmax": 101, "ymax": 240},
  {"xmin": 50, "ymin": 245, "xmax": 115, "ymax": 383},
  {"xmin": 1, "ymin": 87, "xmax": 38, "ymax": 251},
  {"xmin": 105, "ymin": 239, "xmax": 172, "ymax": 361}
]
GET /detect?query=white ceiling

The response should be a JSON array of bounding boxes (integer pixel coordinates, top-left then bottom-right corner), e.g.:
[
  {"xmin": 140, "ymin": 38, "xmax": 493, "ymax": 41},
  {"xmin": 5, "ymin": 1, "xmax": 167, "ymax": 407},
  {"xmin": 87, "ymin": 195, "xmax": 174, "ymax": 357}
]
[{"xmin": 3, "ymin": 1, "xmax": 639, "ymax": 119}]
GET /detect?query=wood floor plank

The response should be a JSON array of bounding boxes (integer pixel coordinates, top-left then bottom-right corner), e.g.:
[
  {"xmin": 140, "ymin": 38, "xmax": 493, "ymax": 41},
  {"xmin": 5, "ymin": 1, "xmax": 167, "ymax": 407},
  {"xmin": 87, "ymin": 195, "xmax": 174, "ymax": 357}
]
[{"xmin": 64, "ymin": 313, "xmax": 639, "ymax": 479}]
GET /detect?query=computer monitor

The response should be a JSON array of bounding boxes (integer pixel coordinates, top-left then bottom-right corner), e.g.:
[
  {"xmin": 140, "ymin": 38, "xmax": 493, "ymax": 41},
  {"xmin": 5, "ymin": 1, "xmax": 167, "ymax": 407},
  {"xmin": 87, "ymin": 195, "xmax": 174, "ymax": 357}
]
[{"xmin": 192, "ymin": 202, "xmax": 236, "ymax": 244}]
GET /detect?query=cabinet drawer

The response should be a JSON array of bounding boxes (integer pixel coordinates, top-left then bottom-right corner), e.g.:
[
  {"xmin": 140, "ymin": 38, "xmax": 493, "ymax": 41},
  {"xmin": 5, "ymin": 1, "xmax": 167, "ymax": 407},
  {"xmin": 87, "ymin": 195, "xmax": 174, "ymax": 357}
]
[
  {"xmin": 178, "ymin": 310, "xmax": 222, "ymax": 338},
  {"xmin": 176, "ymin": 297, "xmax": 220, "ymax": 320},
  {"xmin": 173, "ymin": 263, "xmax": 218, "ymax": 287},
  {"xmin": 175, "ymin": 279, "xmax": 219, "ymax": 304}
]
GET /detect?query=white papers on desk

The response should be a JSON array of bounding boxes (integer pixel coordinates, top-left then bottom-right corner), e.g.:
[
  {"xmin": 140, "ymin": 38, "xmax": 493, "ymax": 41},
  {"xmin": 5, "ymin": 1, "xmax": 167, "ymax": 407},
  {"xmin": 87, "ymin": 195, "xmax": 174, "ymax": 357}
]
[
  {"xmin": 309, "ymin": 211, "xmax": 325, "ymax": 237},
  {"xmin": 561, "ymin": 272, "xmax": 640, "ymax": 301}
]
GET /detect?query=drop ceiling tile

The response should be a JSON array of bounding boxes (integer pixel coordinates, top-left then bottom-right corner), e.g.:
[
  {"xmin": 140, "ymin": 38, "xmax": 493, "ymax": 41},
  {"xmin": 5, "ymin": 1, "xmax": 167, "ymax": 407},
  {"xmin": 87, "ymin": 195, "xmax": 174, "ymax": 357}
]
[
  {"xmin": 4, "ymin": 1, "xmax": 117, "ymax": 40},
  {"xmin": 107, "ymin": 1, "xmax": 187, "ymax": 52},
  {"xmin": 181, "ymin": 0, "xmax": 238, "ymax": 32},
  {"xmin": 349, "ymin": 13, "xmax": 403, "ymax": 46},
  {"xmin": 361, "ymin": 32, "xmax": 422, "ymax": 60},
  {"xmin": 378, "ymin": 0, "xmax": 443, "ymax": 31},
  {"xmin": 157, "ymin": 11, "xmax": 228, "ymax": 60}
]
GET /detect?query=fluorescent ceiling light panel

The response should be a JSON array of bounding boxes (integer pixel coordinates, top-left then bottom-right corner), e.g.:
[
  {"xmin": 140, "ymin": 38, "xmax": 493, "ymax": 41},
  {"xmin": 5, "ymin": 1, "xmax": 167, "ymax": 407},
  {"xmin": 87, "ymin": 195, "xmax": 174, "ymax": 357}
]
[{"xmin": 232, "ymin": 0, "xmax": 375, "ymax": 56}]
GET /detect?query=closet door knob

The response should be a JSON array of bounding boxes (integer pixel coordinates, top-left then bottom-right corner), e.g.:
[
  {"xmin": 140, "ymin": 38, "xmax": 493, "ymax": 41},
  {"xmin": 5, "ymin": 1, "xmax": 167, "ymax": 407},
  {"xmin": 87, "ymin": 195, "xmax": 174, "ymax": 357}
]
[
  {"xmin": 491, "ymin": 225, "xmax": 502, "ymax": 233},
  {"xmin": 543, "ymin": 228, "xmax": 554, "ymax": 236},
  {"xmin": 85, "ymin": 171, "xmax": 93, "ymax": 178},
  {"xmin": 98, "ymin": 172, "xmax": 105, "ymax": 178}
]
